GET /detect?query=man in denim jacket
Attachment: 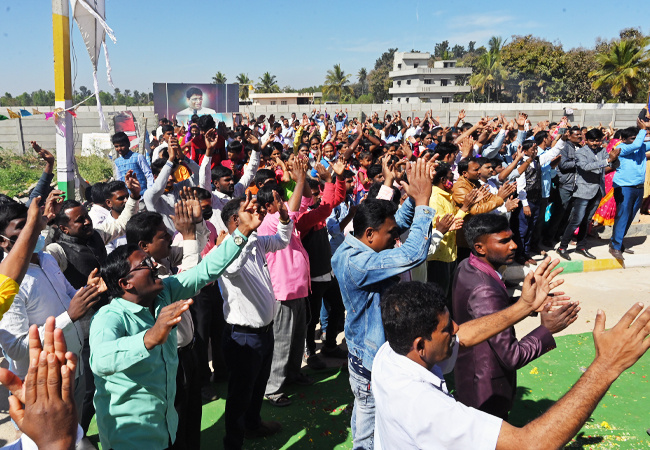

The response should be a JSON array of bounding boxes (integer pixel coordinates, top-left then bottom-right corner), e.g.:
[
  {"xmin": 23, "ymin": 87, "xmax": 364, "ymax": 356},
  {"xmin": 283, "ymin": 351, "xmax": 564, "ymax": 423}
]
[{"xmin": 332, "ymin": 158, "xmax": 435, "ymax": 450}]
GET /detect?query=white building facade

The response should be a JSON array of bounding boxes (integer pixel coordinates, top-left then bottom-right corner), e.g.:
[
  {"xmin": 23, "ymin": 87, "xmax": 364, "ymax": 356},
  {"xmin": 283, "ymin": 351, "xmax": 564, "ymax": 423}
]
[{"xmin": 388, "ymin": 52, "xmax": 472, "ymax": 104}]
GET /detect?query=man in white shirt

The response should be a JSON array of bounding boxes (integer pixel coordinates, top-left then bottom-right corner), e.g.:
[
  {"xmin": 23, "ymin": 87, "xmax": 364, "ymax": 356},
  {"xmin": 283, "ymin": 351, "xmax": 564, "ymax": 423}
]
[
  {"xmin": 0, "ymin": 202, "xmax": 103, "ymax": 418},
  {"xmin": 373, "ymin": 276, "xmax": 650, "ymax": 450},
  {"xmin": 219, "ymin": 193, "xmax": 292, "ymax": 450},
  {"xmin": 89, "ymin": 180, "xmax": 133, "ymax": 253}
]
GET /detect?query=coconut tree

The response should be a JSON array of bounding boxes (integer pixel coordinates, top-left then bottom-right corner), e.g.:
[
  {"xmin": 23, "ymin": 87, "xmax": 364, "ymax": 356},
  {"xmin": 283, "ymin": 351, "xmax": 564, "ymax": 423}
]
[
  {"xmin": 590, "ymin": 38, "xmax": 650, "ymax": 101},
  {"xmin": 212, "ymin": 71, "xmax": 227, "ymax": 84},
  {"xmin": 324, "ymin": 64, "xmax": 353, "ymax": 101},
  {"xmin": 235, "ymin": 73, "xmax": 253, "ymax": 101},
  {"xmin": 469, "ymin": 50, "xmax": 508, "ymax": 102},
  {"xmin": 358, "ymin": 67, "xmax": 368, "ymax": 95},
  {"xmin": 256, "ymin": 72, "xmax": 280, "ymax": 93}
]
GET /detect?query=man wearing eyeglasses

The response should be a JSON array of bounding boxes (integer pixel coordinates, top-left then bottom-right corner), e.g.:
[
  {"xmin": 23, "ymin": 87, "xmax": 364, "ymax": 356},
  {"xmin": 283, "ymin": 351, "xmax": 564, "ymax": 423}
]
[
  {"xmin": 89, "ymin": 197, "xmax": 262, "ymax": 450},
  {"xmin": 557, "ymin": 128, "xmax": 620, "ymax": 261}
]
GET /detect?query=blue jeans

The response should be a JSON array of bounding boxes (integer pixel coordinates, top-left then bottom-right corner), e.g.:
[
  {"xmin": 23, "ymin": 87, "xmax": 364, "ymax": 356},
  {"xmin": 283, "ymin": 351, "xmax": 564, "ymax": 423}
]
[
  {"xmin": 348, "ymin": 362, "xmax": 375, "ymax": 450},
  {"xmin": 559, "ymin": 193, "xmax": 602, "ymax": 250},
  {"xmin": 611, "ymin": 185, "xmax": 644, "ymax": 251}
]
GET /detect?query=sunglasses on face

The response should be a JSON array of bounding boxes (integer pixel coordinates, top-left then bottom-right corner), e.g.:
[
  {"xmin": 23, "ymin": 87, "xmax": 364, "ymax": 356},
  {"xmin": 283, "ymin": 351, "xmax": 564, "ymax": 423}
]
[{"xmin": 125, "ymin": 256, "xmax": 158, "ymax": 277}]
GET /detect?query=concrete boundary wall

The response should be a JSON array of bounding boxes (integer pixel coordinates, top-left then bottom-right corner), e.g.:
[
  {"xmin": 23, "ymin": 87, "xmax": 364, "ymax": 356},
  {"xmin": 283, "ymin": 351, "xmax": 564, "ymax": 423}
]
[{"xmin": 0, "ymin": 103, "xmax": 644, "ymax": 155}]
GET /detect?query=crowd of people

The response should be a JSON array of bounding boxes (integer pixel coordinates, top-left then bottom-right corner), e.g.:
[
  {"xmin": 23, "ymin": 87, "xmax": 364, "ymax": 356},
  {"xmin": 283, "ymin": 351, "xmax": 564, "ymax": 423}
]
[{"xmin": 0, "ymin": 106, "xmax": 649, "ymax": 450}]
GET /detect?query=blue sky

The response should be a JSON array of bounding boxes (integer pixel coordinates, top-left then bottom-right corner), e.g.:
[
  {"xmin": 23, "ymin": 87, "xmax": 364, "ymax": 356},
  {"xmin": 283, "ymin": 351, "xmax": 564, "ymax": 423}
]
[{"xmin": 1, "ymin": 0, "xmax": 649, "ymax": 96}]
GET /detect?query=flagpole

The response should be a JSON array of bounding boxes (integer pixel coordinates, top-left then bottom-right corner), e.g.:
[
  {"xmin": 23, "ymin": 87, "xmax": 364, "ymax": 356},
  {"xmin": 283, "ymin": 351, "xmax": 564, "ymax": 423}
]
[{"xmin": 52, "ymin": 0, "xmax": 75, "ymax": 199}]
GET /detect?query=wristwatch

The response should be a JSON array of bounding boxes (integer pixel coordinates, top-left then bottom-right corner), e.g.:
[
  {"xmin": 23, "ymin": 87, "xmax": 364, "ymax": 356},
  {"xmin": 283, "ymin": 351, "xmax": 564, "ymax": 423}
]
[{"xmin": 233, "ymin": 235, "xmax": 244, "ymax": 246}]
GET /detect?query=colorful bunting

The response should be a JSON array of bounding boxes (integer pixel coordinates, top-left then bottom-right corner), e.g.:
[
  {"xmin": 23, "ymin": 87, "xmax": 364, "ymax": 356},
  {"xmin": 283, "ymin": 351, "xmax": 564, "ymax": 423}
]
[
  {"xmin": 6, "ymin": 109, "xmax": 20, "ymax": 119},
  {"xmin": 19, "ymin": 109, "xmax": 32, "ymax": 117},
  {"xmin": 32, "ymin": 109, "xmax": 44, "ymax": 115}
]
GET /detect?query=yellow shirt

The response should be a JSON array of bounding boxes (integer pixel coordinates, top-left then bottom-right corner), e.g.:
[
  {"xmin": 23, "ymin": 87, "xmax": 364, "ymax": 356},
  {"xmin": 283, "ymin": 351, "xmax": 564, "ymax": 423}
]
[
  {"xmin": 428, "ymin": 186, "xmax": 467, "ymax": 263},
  {"xmin": 0, "ymin": 274, "xmax": 19, "ymax": 321}
]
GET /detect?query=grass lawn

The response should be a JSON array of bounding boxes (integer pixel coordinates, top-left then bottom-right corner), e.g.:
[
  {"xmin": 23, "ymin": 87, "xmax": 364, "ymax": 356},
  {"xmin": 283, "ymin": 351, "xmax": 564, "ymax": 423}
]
[{"xmin": 85, "ymin": 334, "xmax": 650, "ymax": 449}]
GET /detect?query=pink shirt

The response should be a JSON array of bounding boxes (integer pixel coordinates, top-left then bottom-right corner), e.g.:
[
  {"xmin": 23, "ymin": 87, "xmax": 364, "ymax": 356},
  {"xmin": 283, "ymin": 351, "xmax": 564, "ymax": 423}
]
[
  {"xmin": 172, "ymin": 220, "xmax": 218, "ymax": 257},
  {"xmin": 257, "ymin": 199, "xmax": 312, "ymax": 301}
]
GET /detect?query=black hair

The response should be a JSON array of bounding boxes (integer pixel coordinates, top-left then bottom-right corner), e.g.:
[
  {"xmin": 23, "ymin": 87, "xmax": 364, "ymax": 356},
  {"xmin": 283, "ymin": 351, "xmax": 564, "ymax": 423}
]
[
  {"xmin": 0, "ymin": 194, "xmax": 16, "ymax": 206},
  {"xmin": 620, "ymin": 127, "xmax": 639, "ymax": 140},
  {"xmin": 359, "ymin": 151, "xmax": 372, "ymax": 161},
  {"xmin": 522, "ymin": 140, "xmax": 536, "ymax": 152},
  {"xmin": 433, "ymin": 142, "xmax": 458, "ymax": 160},
  {"xmin": 193, "ymin": 187, "xmax": 212, "ymax": 201},
  {"xmin": 298, "ymin": 143, "xmax": 309, "ymax": 153},
  {"xmin": 151, "ymin": 158, "xmax": 169, "ymax": 177},
  {"xmin": 196, "ymin": 115, "xmax": 216, "ymax": 132},
  {"xmin": 272, "ymin": 122, "xmax": 282, "ymax": 131},
  {"xmin": 457, "ymin": 157, "xmax": 478, "ymax": 177},
  {"xmin": 126, "ymin": 211, "xmax": 164, "ymax": 245},
  {"xmin": 101, "ymin": 243, "xmax": 141, "ymax": 299},
  {"xmin": 307, "ymin": 178, "xmax": 321, "ymax": 190},
  {"xmin": 271, "ymin": 142, "xmax": 283, "ymax": 153},
  {"xmin": 186, "ymin": 87, "xmax": 203, "ymax": 98},
  {"xmin": 0, "ymin": 202, "xmax": 27, "ymax": 235},
  {"xmin": 460, "ymin": 122, "xmax": 473, "ymax": 132},
  {"xmin": 228, "ymin": 140, "xmax": 243, "ymax": 154},
  {"xmin": 91, "ymin": 182, "xmax": 108, "ymax": 204},
  {"xmin": 54, "ymin": 200, "xmax": 82, "ymax": 227},
  {"xmin": 367, "ymin": 182, "xmax": 400, "ymax": 204},
  {"xmin": 257, "ymin": 183, "xmax": 284, "ymax": 207},
  {"xmin": 161, "ymin": 124, "xmax": 174, "ymax": 135},
  {"xmin": 255, "ymin": 169, "xmax": 276, "ymax": 188},
  {"xmin": 463, "ymin": 213, "xmax": 510, "ymax": 253},
  {"xmin": 534, "ymin": 131, "xmax": 549, "ymax": 146},
  {"xmin": 111, "ymin": 132, "xmax": 130, "ymax": 148},
  {"xmin": 367, "ymin": 164, "xmax": 383, "ymax": 180},
  {"xmin": 190, "ymin": 114, "xmax": 200, "ymax": 123},
  {"xmin": 221, "ymin": 196, "xmax": 245, "ymax": 226},
  {"xmin": 381, "ymin": 281, "xmax": 447, "ymax": 356},
  {"xmin": 105, "ymin": 181, "xmax": 128, "ymax": 201},
  {"xmin": 212, "ymin": 165, "xmax": 233, "ymax": 182},
  {"xmin": 353, "ymin": 199, "xmax": 398, "ymax": 238},
  {"xmin": 613, "ymin": 129, "xmax": 623, "ymax": 140},
  {"xmin": 585, "ymin": 128, "xmax": 604, "ymax": 141},
  {"xmin": 432, "ymin": 162, "xmax": 452, "ymax": 185},
  {"xmin": 476, "ymin": 156, "xmax": 491, "ymax": 168},
  {"xmin": 337, "ymin": 169, "xmax": 355, "ymax": 181}
]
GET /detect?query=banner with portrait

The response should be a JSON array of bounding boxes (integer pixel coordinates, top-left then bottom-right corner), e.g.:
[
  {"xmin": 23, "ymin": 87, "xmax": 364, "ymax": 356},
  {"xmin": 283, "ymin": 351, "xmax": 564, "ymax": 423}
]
[{"xmin": 153, "ymin": 83, "xmax": 239, "ymax": 128}]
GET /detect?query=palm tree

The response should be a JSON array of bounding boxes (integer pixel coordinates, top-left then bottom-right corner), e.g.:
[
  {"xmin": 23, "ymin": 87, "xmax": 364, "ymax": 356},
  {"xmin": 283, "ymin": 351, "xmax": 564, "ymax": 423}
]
[
  {"xmin": 590, "ymin": 38, "xmax": 650, "ymax": 101},
  {"xmin": 212, "ymin": 71, "xmax": 227, "ymax": 84},
  {"xmin": 256, "ymin": 72, "xmax": 280, "ymax": 93},
  {"xmin": 469, "ymin": 51, "xmax": 508, "ymax": 102},
  {"xmin": 358, "ymin": 68, "xmax": 368, "ymax": 95},
  {"xmin": 324, "ymin": 64, "xmax": 353, "ymax": 101},
  {"xmin": 235, "ymin": 73, "xmax": 253, "ymax": 101},
  {"xmin": 488, "ymin": 36, "xmax": 504, "ymax": 56}
]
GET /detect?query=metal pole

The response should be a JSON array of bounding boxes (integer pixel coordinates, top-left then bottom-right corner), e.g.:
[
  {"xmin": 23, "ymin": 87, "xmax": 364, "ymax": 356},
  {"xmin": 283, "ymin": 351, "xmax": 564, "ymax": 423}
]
[{"xmin": 52, "ymin": 0, "xmax": 75, "ymax": 198}]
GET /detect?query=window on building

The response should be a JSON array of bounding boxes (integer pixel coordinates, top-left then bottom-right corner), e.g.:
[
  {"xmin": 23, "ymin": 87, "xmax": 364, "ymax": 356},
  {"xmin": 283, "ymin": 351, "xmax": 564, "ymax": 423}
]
[
  {"xmin": 442, "ymin": 97, "xmax": 450, "ymax": 104},
  {"xmin": 397, "ymin": 80, "xmax": 401, "ymax": 86},
  {"xmin": 407, "ymin": 80, "xmax": 411, "ymax": 85},
  {"xmin": 397, "ymin": 63, "xmax": 402, "ymax": 69},
  {"xmin": 443, "ymin": 62, "xmax": 455, "ymax": 68},
  {"xmin": 441, "ymin": 79, "xmax": 448, "ymax": 87},
  {"xmin": 424, "ymin": 79, "xmax": 432, "ymax": 85},
  {"xmin": 405, "ymin": 98, "xmax": 409, "ymax": 103},
  {"xmin": 413, "ymin": 63, "xmax": 419, "ymax": 68},
  {"xmin": 397, "ymin": 98, "xmax": 400, "ymax": 103},
  {"xmin": 281, "ymin": 101, "xmax": 287, "ymax": 105},
  {"xmin": 270, "ymin": 101, "xmax": 276, "ymax": 105}
]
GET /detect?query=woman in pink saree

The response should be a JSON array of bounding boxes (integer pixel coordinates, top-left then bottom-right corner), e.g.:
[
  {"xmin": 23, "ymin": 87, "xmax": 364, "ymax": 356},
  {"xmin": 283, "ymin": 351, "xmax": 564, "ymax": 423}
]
[{"xmin": 592, "ymin": 135, "xmax": 620, "ymax": 226}]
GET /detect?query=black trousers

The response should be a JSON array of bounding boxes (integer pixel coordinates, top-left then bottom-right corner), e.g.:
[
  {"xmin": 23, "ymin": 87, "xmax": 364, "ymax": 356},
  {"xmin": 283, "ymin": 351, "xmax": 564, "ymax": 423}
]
[
  {"xmin": 427, "ymin": 259, "xmax": 458, "ymax": 315},
  {"xmin": 222, "ymin": 326, "xmax": 274, "ymax": 450},
  {"xmin": 306, "ymin": 277, "xmax": 345, "ymax": 353},
  {"xmin": 80, "ymin": 338, "xmax": 95, "ymax": 434},
  {"xmin": 170, "ymin": 342, "xmax": 202, "ymax": 450},
  {"xmin": 191, "ymin": 282, "xmax": 227, "ymax": 385},
  {"xmin": 545, "ymin": 187, "xmax": 575, "ymax": 242}
]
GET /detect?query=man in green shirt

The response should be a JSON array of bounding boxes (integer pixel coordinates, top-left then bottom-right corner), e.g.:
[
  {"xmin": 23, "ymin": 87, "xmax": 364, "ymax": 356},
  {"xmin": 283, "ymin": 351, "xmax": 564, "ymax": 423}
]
[{"xmin": 90, "ymin": 196, "xmax": 262, "ymax": 450}]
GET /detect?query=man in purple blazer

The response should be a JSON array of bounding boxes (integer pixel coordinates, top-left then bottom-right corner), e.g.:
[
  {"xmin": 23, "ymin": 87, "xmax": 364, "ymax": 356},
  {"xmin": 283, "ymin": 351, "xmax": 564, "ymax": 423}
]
[{"xmin": 452, "ymin": 214, "xmax": 579, "ymax": 420}]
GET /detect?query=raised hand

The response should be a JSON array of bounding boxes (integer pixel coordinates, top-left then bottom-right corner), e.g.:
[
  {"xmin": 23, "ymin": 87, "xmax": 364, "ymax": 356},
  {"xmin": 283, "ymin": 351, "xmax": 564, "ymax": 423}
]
[
  {"xmin": 144, "ymin": 300, "xmax": 193, "ymax": 349},
  {"xmin": 124, "ymin": 170, "xmax": 142, "ymax": 198},
  {"xmin": 458, "ymin": 109, "xmax": 466, "ymax": 121},
  {"xmin": 290, "ymin": 155, "xmax": 308, "ymax": 182},
  {"xmin": 3, "ymin": 318, "xmax": 78, "ymax": 450},
  {"xmin": 459, "ymin": 136, "xmax": 474, "ymax": 158},
  {"xmin": 540, "ymin": 301, "xmax": 580, "ymax": 334},
  {"xmin": 86, "ymin": 267, "xmax": 107, "ymax": 294},
  {"xmin": 382, "ymin": 155, "xmax": 395, "ymax": 186},
  {"xmin": 272, "ymin": 191, "xmax": 289, "ymax": 222},
  {"xmin": 315, "ymin": 163, "xmax": 332, "ymax": 183},
  {"xmin": 435, "ymin": 214, "xmax": 456, "ymax": 235},
  {"xmin": 44, "ymin": 189, "xmax": 65, "ymax": 221},
  {"xmin": 331, "ymin": 158, "xmax": 346, "ymax": 177},
  {"xmin": 592, "ymin": 303, "xmax": 650, "ymax": 378},
  {"xmin": 67, "ymin": 285, "xmax": 101, "ymax": 322},
  {"xmin": 179, "ymin": 187, "xmax": 203, "ymax": 224},
  {"xmin": 31, "ymin": 141, "xmax": 55, "ymax": 171},
  {"xmin": 497, "ymin": 181, "xmax": 517, "ymax": 200},
  {"xmin": 462, "ymin": 186, "xmax": 487, "ymax": 211},
  {"xmin": 236, "ymin": 192, "xmax": 263, "ymax": 237},
  {"xmin": 516, "ymin": 112, "xmax": 528, "ymax": 129},
  {"xmin": 172, "ymin": 198, "xmax": 197, "ymax": 240},
  {"xmin": 204, "ymin": 128, "xmax": 218, "ymax": 156},
  {"xmin": 505, "ymin": 197, "xmax": 519, "ymax": 212},
  {"xmin": 519, "ymin": 257, "xmax": 569, "ymax": 313},
  {"xmin": 401, "ymin": 157, "xmax": 433, "ymax": 207}
]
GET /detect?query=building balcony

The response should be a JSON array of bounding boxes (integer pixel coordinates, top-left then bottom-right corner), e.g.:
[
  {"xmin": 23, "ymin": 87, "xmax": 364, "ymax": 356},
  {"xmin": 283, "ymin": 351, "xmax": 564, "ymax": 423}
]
[
  {"xmin": 388, "ymin": 85, "xmax": 471, "ymax": 95},
  {"xmin": 389, "ymin": 67, "xmax": 472, "ymax": 78}
]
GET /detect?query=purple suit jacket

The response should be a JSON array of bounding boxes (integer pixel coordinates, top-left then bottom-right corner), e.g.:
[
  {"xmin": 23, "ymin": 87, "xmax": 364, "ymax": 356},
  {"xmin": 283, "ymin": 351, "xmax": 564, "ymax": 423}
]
[{"xmin": 451, "ymin": 258, "xmax": 556, "ymax": 419}]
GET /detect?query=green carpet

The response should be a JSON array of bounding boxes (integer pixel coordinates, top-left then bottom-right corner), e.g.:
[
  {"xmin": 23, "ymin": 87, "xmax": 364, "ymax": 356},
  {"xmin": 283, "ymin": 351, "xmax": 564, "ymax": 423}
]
[{"xmin": 86, "ymin": 333, "xmax": 650, "ymax": 449}]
